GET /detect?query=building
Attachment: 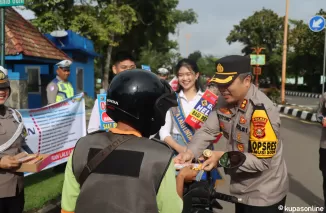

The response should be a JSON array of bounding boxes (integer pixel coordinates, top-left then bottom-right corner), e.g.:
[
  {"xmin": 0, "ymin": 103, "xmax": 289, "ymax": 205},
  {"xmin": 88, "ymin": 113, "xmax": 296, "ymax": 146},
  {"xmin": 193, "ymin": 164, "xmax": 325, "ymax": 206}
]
[
  {"xmin": 45, "ymin": 30, "xmax": 98, "ymax": 100},
  {"xmin": 2, "ymin": 8, "xmax": 97, "ymax": 109}
]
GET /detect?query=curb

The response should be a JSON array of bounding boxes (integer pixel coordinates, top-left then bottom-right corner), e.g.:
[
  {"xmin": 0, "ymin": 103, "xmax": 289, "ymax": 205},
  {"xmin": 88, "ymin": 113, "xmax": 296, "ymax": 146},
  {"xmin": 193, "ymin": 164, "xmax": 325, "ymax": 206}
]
[
  {"xmin": 286, "ymin": 91, "xmax": 322, "ymax": 99},
  {"xmin": 277, "ymin": 104, "xmax": 318, "ymax": 122}
]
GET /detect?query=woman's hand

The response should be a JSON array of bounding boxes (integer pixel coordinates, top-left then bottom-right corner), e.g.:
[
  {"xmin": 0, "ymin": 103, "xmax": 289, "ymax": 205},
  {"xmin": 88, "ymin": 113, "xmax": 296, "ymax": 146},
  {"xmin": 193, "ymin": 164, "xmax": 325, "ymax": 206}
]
[{"xmin": 0, "ymin": 155, "xmax": 21, "ymax": 169}]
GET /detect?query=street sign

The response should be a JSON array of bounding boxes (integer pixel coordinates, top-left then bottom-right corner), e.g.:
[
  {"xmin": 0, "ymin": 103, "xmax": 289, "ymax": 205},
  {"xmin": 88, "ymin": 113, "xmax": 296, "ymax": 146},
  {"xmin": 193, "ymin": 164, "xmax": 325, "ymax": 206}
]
[
  {"xmin": 0, "ymin": 0, "xmax": 24, "ymax": 7},
  {"xmin": 309, "ymin": 15, "xmax": 325, "ymax": 32},
  {"xmin": 141, "ymin": 65, "xmax": 151, "ymax": 71},
  {"xmin": 250, "ymin": 54, "xmax": 265, "ymax": 66},
  {"xmin": 253, "ymin": 67, "xmax": 261, "ymax": 75}
]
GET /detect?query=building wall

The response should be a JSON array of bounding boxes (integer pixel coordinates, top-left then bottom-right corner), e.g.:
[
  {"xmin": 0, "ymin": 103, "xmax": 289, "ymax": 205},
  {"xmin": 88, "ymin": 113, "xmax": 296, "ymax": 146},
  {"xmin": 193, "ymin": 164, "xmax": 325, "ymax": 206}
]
[{"xmin": 6, "ymin": 66, "xmax": 28, "ymax": 109}]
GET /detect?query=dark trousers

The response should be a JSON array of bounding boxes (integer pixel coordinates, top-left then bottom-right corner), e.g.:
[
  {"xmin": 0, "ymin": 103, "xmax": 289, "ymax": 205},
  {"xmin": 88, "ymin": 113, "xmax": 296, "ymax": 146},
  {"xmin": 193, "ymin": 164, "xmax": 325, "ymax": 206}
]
[
  {"xmin": 0, "ymin": 190, "xmax": 24, "ymax": 213},
  {"xmin": 320, "ymin": 148, "xmax": 326, "ymax": 208},
  {"xmin": 235, "ymin": 196, "xmax": 286, "ymax": 213}
]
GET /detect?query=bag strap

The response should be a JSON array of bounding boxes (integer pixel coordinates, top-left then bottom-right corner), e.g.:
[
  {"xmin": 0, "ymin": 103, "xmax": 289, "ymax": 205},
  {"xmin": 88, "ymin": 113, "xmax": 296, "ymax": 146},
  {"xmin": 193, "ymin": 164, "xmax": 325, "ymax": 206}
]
[{"xmin": 78, "ymin": 134, "xmax": 133, "ymax": 186}]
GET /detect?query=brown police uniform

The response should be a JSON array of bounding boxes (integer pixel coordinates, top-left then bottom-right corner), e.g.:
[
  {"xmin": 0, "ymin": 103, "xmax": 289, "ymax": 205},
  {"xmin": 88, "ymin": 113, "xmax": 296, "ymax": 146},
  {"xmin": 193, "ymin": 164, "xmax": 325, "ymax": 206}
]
[
  {"xmin": 0, "ymin": 68, "xmax": 25, "ymax": 213},
  {"xmin": 317, "ymin": 93, "xmax": 326, "ymax": 208},
  {"xmin": 187, "ymin": 56, "xmax": 289, "ymax": 212}
]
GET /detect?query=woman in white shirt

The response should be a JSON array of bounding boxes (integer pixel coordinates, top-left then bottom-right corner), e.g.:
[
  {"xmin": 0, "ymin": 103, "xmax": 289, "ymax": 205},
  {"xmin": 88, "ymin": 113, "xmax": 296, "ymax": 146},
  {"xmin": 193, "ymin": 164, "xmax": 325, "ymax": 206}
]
[{"xmin": 159, "ymin": 59, "xmax": 205, "ymax": 155}]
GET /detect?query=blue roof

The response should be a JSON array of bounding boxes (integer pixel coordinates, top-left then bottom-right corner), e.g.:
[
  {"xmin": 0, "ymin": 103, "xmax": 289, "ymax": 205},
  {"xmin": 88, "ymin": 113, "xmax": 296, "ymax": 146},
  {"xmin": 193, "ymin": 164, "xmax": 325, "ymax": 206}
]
[{"xmin": 44, "ymin": 30, "xmax": 99, "ymax": 57}]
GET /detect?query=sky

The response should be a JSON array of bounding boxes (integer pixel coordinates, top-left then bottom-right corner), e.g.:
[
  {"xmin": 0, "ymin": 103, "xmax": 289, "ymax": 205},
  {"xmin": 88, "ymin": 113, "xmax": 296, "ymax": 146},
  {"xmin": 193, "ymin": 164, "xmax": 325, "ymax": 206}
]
[{"xmin": 16, "ymin": 0, "xmax": 326, "ymax": 58}]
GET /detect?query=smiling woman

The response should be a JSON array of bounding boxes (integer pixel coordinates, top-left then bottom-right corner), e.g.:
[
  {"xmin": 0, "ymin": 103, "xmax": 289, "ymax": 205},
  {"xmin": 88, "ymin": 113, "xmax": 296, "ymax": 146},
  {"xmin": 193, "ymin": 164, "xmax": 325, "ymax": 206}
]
[{"xmin": 0, "ymin": 66, "xmax": 28, "ymax": 213}]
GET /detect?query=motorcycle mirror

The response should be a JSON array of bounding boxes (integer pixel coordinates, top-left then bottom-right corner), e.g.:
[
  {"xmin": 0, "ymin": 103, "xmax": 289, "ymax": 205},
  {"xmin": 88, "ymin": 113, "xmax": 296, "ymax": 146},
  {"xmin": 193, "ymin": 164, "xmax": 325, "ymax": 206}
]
[{"xmin": 218, "ymin": 151, "xmax": 246, "ymax": 169}]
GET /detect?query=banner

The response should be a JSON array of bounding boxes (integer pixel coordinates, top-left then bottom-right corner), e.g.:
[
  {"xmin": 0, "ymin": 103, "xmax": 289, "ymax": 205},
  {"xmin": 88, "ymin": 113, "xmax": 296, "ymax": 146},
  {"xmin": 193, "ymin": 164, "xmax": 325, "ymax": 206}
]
[
  {"xmin": 97, "ymin": 94, "xmax": 117, "ymax": 130},
  {"xmin": 141, "ymin": 65, "xmax": 151, "ymax": 71},
  {"xmin": 185, "ymin": 89, "xmax": 218, "ymax": 129},
  {"xmin": 19, "ymin": 93, "xmax": 86, "ymax": 176},
  {"xmin": 169, "ymin": 76, "xmax": 178, "ymax": 91}
]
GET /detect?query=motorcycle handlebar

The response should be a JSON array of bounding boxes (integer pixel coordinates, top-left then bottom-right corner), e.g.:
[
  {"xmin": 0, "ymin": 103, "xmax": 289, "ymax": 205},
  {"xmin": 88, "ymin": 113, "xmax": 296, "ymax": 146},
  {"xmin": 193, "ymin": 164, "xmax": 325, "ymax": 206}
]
[{"xmin": 210, "ymin": 191, "xmax": 242, "ymax": 204}]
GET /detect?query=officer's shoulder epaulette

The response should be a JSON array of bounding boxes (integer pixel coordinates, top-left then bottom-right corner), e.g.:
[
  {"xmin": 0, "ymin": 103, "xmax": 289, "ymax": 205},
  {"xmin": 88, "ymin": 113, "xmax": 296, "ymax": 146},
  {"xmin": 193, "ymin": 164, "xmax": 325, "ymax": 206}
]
[
  {"xmin": 8, "ymin": 108, "xmax": 23, "ymax": 122},
  {"xmin": 87, "ymin": 130, "xmax": 107, "ymax": 135}
]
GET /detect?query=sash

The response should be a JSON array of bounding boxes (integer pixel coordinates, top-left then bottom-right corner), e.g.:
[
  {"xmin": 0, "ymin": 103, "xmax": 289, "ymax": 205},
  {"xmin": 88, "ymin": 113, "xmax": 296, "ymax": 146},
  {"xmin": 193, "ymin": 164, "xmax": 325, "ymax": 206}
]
[
  {"xmin": 0, "ymin": 109, "xmax": 25, "ymax": 153},
  {"xmin": 170, "ymin": 93, "xmax": 195, "ymax": 144}
]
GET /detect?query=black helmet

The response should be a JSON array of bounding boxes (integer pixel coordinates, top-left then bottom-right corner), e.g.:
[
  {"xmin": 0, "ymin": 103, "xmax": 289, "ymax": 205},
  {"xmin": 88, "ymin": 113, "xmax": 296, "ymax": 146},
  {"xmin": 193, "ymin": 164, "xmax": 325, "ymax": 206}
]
[{"xmin": 106, "ymin": 69, "xmax": 177, "ymax": 137}]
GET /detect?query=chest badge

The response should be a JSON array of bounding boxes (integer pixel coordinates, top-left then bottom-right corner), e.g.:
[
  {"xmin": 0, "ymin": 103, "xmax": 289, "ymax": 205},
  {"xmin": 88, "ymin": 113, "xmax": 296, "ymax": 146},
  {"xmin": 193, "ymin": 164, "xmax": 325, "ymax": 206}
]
[
  {"xmin": 236, "ymin": 132, "xmax": 241, "ymax": 142},
  {"xmin": 219, "ymin": 108, "xmax": 231, "ymax": 115},
  {"xmin": 239, "ymin": 116, "xmax": 246, "ymax": 124},
  {"xmin": 220, "ymin": 122, "xmax": 225, "ymax": 130},
  {"xmin": 237, "ymin": 143, "xmax": 244, "ymax": 152}
]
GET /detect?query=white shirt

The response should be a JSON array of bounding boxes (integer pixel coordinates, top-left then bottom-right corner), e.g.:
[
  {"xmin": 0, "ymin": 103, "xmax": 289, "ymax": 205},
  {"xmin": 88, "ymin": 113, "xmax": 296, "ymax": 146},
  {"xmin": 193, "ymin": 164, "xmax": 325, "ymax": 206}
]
[
  {"xmin": 159, "ymin": 90, "xmax": 204, "ymax": 141},
  {"xmin": 88, "ymin": 99, "xmax": 100, "ymax": 133}
]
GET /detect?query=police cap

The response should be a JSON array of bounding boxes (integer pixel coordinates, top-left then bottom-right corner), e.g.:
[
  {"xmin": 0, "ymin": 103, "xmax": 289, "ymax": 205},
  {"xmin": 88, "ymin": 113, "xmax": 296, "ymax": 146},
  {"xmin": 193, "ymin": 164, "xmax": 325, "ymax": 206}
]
[
  {"xmin": 210, "ymin": 55, "xmax": 251, "ymax": 86},
  {"xmin": 0, "ymin": 66, "xmax": 10, "ymax": 89},
  {"xmin": 56, "ymin": 60, "xmax": 72, "ymax": 69}
]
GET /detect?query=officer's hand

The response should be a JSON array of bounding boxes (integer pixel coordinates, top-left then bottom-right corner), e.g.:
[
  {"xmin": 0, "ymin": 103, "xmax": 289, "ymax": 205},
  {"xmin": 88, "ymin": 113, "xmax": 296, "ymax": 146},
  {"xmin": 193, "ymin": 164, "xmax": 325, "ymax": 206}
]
[
  {"xmin": 323, "ymin": 118, "xmax": 326, "ymax": 127},
  {"xmin": 0, "ymin": 155, "xmax": 21, "ymax": 169},
  {"xmin": 174, "ymin": 151, "xmax": 194, "ymax": 164},
  {"xmin": 178, "ymin": 166, "xmax": 198, "ymax": 182},
  {"xmin": 202, "ymin": 151, "xmax": 225, "ymax": 171}
]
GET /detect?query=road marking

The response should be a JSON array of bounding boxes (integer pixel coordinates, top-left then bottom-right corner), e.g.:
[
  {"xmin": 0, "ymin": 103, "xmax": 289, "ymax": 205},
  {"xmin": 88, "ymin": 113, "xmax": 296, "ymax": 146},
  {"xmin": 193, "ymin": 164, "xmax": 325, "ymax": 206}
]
[
  {"xmin": 280, "ymin": 113, "xmax": 319, "ymax": 126},
  {"xmin": 300, "ymin": 120, "xmax": 319, "ymax": 126}
]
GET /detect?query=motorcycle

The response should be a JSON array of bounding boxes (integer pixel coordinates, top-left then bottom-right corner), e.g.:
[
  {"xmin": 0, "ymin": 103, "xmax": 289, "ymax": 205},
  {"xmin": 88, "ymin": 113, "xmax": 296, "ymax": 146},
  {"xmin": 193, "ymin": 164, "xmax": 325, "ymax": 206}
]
[{"xmin": 182, "ymin": 151, "xmax": 246, "ymax": 213}]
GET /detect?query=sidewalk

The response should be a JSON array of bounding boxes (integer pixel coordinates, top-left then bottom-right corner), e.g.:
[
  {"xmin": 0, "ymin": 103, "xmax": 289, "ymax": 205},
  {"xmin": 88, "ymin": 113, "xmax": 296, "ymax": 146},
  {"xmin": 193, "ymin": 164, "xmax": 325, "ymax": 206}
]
[{"xmin": 277, "ymin": 104, "xmax": 318, "ymax": 122}]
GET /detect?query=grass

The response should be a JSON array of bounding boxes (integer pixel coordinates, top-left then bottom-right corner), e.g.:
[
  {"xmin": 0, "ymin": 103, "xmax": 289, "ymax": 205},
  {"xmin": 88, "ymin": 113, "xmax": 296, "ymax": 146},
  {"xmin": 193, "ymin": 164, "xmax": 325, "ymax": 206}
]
[{"xmin": 23, "ymin": 167, "xmax": 65, "ymax": 212}]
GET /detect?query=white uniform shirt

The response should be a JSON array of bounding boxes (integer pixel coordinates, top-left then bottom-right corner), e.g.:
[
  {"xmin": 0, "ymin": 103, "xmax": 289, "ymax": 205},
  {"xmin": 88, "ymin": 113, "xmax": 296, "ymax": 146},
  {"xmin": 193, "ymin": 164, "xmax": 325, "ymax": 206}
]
[
  {"xmin": 87, "ymin": 99, "xmax": 100, "ymax": 133},
  {"xmin": 159, "ymin": 90, "xmax": 203, "ymax": 141}
]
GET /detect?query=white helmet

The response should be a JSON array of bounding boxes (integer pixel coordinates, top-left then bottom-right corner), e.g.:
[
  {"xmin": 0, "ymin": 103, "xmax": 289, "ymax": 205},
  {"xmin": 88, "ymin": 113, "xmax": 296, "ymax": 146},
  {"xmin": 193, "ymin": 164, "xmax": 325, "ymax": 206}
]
[{"xmin": 157, "ymin": 67, "xmax": 169, "ymax": 75}]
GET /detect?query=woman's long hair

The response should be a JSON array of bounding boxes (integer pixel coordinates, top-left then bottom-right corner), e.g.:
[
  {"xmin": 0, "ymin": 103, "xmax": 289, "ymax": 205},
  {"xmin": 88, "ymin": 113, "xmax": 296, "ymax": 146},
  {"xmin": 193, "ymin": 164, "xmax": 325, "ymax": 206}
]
[{"xmin": 175, "ymin": 58, "xmax": 204, "ymax": 93}]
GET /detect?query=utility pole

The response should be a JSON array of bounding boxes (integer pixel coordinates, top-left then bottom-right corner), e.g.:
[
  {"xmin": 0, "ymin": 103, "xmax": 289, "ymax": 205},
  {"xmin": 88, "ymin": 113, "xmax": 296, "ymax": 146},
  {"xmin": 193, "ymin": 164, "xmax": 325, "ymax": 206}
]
[
  {"xmin": 281, "ymin": 0, "xmax": 289, "ymax": 104},
  {"xmin": 185, "ymin": 33, "xmax": 191, "ymax": 56}
]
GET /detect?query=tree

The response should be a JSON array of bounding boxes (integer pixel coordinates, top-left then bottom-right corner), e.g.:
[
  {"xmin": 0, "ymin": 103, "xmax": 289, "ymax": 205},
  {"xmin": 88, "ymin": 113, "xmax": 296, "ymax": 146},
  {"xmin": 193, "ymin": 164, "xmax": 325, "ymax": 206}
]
[
  {"xmin": 24, "ymin": 0, "xmax": 197, "ymax": 89},
  {"xmin": 226, "ymin": 8, "xmax": 284, "ymax": 85},
  {"xmin": 188, "ymin": 50, "xmax": 202, "ymax": 62},
  {"xmin": 138, "ymin": 48, "xmax": 182, "ymax": 73},
  {"xmin": 287, "ymin": 9, "xmax": 326, "ymax": 91},
  {"xmin": 197, "ymin": 55, "xmax": 218, "ymax": 77}
]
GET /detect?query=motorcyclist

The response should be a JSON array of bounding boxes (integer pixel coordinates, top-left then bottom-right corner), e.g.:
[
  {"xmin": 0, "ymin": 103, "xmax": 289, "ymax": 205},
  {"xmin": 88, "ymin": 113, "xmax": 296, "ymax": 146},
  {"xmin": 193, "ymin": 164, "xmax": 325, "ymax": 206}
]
[{"xmin": 61, "ymin": 69, "xmax": 198, "ymax": 213}]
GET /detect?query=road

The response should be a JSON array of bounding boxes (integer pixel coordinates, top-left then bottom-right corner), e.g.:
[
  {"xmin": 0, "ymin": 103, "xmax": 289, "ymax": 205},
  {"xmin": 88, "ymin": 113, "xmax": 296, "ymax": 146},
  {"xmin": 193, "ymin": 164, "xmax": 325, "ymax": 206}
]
[
  {"xmin": 215, "ymin": 114, "xmax": 324, "ymax": 213},
  {"xmin": 286, "ymin": 95, "xmax": 319, "ymax": 109}
]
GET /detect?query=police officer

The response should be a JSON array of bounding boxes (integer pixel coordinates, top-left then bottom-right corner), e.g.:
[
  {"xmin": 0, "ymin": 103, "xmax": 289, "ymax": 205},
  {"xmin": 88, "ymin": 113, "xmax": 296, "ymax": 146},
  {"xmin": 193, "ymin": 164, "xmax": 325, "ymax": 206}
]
[
  {"xmin": 0, "ymin": 66, "xmax": 26, "ymax": 213},
  {"xmin": 46, "ymin": 60, "xmax": 74, "ymax": 105},
  {"xmin": 317, "ymin": 93, "xmax": 326, "ymax": 209},
  {"xmin": 157, "ymin": 67, "xmax": 169, "ymax": 80},
  {"xmin": 61, "ymin": 69, "xmax": 197, "ymax": 213},
  {"xmin": 175, "ymin": 55, "xmax": 289, "ymax": 213}
]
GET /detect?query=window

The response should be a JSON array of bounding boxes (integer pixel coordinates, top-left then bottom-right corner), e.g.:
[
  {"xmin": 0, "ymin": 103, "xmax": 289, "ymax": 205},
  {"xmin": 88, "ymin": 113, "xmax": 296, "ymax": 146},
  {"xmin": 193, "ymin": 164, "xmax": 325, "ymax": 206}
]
[
  {"xmin": 26, "ymin": 67, "xmax": 41, "ymax": 93},
  {"xmin": 77, "ymin": 68, "xmax": 84, "ymax": 93}
]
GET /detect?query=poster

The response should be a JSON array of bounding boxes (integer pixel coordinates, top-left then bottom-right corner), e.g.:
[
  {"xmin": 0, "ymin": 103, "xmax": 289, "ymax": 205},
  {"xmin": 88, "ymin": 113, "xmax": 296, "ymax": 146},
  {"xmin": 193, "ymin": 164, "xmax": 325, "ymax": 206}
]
[
  {"xmin": 97, "ymin": 94, "xmax": 117, "ymax": 130},
  {"xmin": 19, "ymin": 93, "xmax": 86, "ymax": 176},
  {"xmin": 169, "ymin": 76, "xmax": 178, "ymax": 91},
  {"xmin": 185, "ymin": 89, "xmax": 218, "ymax": 129}
]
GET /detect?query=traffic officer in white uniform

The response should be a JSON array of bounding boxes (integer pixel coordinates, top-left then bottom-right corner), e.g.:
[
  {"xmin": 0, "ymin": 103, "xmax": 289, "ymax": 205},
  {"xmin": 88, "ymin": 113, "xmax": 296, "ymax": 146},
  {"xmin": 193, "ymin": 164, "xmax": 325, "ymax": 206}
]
[
  {"xmin": 46, "ymin": 60, "xmax": 74, "ymax": 105},
  {"xmin": 157, "ymin": 67, "xmax": 169, "ymax": 80}
]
